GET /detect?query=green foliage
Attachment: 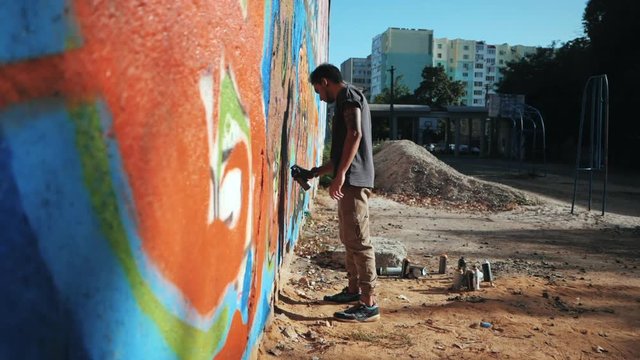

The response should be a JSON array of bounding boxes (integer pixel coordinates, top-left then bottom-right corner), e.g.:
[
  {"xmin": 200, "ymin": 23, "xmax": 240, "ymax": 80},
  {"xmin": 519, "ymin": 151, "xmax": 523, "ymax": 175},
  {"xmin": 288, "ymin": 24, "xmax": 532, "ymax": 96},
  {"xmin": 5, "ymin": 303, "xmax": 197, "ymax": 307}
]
[
  {"xmin": 583, "ymin": 0, "xmax": 640, "ymax": 168},
  {"xmin": 497, "ymin": 0, "xmax": 639, "ymax": 167},
  {"xmin": 498, "ymin": 39, "xmax": 594, "ymax": 162},
  {"xmin": 413, "ymin": 66, "xmax": 465, "ymax": 107},
  {"xmin": 372, "ymin": 75, "xmax": 414, "ymax": 104},
  {"xmin": 372, "ymin": 67, "xmax": 465, "ymax": 108}
]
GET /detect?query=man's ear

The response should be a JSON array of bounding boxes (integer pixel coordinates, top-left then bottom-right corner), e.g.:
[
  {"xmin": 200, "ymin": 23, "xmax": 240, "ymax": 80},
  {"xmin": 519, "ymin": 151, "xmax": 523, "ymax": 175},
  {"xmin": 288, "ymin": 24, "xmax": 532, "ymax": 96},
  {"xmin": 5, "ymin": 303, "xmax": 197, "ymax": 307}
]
[{"xmin": 321, "ymin": 78, "xmax": 329, "ymax": 87}]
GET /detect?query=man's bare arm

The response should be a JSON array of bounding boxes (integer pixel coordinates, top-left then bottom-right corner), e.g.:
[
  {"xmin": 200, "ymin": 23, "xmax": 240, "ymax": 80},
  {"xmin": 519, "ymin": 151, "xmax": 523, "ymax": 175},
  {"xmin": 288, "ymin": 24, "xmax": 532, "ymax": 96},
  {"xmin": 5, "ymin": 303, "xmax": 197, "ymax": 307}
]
[
  {"xmin": 312, "ymin": 162, "xmax": 334, "ymax": 177},
  {"xmin": 336, "ymin": 104, "xmax": 362, "ymax": 176}
]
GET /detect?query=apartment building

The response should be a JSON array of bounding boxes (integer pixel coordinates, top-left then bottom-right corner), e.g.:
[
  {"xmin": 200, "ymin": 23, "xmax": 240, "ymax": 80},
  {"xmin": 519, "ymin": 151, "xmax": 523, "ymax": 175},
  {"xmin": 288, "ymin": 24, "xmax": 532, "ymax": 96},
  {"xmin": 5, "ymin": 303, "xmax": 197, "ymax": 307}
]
[
  {"xmin": 341, "ymin": 27, "xmax": 538, "ymax": 106},
  {"xmin": 340, "ymin": 56, "xmax": 372, "ymax": 98},
  {"xmin": 370, "ymin": 27, "xmax": 434, "ymax": 100},
  {"xmin": 434, "ymin": 39, "xmax": 536, "ymax": 106}
]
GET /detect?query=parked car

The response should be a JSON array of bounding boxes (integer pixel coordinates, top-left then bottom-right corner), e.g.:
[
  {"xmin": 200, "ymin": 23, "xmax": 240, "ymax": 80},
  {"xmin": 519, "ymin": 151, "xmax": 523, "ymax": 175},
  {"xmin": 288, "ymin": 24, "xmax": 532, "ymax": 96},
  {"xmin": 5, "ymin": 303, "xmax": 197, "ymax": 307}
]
[
  {"xmin": 449, "ymin": 144, "xmax": 468, "ymax": 152},
  {"xmin": 447, "ymin": 144, "xmax": 480, "ymax": 154},
  {"xmin": 424, "ymin": 143, "xmax": 446, "ymax": 153}
]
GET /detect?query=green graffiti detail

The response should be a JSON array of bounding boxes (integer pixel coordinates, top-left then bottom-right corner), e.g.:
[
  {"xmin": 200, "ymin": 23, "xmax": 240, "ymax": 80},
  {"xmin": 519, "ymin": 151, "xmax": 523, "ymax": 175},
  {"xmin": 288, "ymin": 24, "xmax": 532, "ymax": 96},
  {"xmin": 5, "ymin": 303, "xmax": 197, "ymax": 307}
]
[
  {"xmin": 68, "ymin": 103, "xmax": 232, "ymax": 359},
  {"xmin": 216, "ymin": 73, "xmax": 251, "ymax": 182}
]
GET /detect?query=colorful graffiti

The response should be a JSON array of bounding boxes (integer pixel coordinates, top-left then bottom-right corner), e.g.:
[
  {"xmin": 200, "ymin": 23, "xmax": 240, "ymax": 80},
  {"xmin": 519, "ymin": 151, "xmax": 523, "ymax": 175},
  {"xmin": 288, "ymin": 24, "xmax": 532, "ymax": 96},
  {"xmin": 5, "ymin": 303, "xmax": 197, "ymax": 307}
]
[{"xmin": 0, "ymin": 0, "xmax": 328, "ymax": 358}]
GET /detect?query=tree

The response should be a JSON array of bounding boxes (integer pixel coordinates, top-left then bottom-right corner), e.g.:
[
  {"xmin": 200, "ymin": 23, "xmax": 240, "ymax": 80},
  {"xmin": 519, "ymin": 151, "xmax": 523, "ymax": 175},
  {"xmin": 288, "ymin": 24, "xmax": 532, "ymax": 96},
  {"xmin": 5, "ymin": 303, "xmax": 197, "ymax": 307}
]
[
  {"xmin": 372, "ymin": 75, "xmax": 414, "ymax": 104},
  {"xmin": 488, "ymin": 0, "xmax": 640, "ymax": 167},
  {"xmin": 498, "ymin": 39, "xmax": 594, "ymax": 161},
  {"xmin": 582, "ymin": 0, "xmax": 640, "ymax": 167},
  {"xmin": 413, "ymin": 66, "xmax": 465, "ymax": 107}
]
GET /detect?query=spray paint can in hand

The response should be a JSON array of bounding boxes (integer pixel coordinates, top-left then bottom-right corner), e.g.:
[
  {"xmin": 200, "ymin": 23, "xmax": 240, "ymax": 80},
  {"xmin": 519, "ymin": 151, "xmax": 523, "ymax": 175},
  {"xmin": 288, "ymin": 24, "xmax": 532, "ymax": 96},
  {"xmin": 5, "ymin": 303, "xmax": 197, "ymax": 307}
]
[
  {"xmin": 439, "ymin": 254, "xmax": 447, "ymax": 274},
  {"xmin": 482, "ymin": 260, "xmax": 494, "ymax": 283}
]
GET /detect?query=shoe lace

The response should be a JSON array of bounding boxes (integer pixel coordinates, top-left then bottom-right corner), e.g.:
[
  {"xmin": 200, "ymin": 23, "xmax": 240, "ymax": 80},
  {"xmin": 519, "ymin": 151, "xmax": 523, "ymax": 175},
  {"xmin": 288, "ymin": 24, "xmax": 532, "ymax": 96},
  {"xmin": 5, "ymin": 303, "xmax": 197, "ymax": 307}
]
[{"xmin": 345, "ymin": 303, "xmax": 367, "ymax": 314}]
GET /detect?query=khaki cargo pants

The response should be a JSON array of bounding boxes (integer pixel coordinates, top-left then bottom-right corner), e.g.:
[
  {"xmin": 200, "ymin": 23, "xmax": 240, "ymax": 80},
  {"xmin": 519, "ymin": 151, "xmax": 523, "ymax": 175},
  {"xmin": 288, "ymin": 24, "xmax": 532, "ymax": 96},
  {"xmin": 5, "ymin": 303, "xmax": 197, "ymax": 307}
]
[{"xmin": 338, "ymin": 185, "xmax": 377, "ymax": 297}]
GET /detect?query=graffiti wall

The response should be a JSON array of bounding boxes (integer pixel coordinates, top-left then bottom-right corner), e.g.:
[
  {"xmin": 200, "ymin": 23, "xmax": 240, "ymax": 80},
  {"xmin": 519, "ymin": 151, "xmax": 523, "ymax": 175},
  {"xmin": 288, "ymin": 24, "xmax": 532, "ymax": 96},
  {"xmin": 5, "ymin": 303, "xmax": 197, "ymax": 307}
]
[{"xmin": 0, "ymin": 0, "xmax": 328, "ymax": 358}]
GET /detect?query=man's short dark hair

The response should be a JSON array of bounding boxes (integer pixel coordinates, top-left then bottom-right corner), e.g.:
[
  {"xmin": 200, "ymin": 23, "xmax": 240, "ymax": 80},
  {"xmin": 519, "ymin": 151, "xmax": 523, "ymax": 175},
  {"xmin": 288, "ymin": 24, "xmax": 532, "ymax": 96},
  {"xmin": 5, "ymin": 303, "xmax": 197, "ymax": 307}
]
[{"xmin": 309, "ymin": 63, "xmax": 342, "ymax": 84}]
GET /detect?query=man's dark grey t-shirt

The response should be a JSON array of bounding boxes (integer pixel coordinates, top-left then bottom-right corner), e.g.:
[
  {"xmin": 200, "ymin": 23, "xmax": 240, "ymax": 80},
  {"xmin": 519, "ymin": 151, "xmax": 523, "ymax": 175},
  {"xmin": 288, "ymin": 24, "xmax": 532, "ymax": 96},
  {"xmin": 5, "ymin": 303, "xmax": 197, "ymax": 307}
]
[{"xmin": 330, "ymin": 83, "xmax": 375, "ymax": 188}]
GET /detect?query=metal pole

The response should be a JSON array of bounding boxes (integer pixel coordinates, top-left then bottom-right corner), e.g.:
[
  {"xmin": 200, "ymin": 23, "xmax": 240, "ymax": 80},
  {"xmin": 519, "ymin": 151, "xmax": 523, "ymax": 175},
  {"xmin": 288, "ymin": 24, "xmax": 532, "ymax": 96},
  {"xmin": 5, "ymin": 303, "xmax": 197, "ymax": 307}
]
[
  {"xmin": 588, "ymin": 80, "xmax": 597, "ymax": 211},
  {"xmin": 468, "ymin": 118, "xmax": 473, "ymax": 155},
  {"xmin": 602, "ymin": 75, "xmax": 610, "ymax": 216},
  {"xmin": 528, "ymin": 110, "xmax": 537, "ymax": 174},
  {"xmin": 455, "ymin": 118, "xmax": 461, "ymax": 157},
  {"xmin": 530, "ymin": 106, "xmax": 547, "ymax": 176},
  {"xmin": 595, "ymin": 79, "xmax": 603, "ymax": 169},
  {"xmin": 519, "ymin": 108, "xmax": 524, "ymax": 173},
  {"xmin": 388, "ymin": 66, "xmax": 396, "ymax": 139},
  {"xmin": 571, "ymin": 78, "xmax": 590, "ymax": 214}
]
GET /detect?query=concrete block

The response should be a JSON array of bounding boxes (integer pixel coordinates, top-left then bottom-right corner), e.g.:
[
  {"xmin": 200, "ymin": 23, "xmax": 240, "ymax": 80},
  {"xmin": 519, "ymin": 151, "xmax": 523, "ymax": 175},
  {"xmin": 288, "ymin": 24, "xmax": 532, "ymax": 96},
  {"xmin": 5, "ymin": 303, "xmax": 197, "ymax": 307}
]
[{"xmin": 331, "ymin": 236, "xmax": 407, "ymax": 267}]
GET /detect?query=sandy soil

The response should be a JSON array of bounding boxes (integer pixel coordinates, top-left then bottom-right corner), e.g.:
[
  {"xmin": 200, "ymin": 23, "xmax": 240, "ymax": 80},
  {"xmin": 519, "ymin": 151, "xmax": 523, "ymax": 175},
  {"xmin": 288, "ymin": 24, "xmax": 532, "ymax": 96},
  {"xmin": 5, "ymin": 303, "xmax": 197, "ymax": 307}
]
[{"xmin": 257, "ymin": 158, "xmax": 640, "ymax": 360}]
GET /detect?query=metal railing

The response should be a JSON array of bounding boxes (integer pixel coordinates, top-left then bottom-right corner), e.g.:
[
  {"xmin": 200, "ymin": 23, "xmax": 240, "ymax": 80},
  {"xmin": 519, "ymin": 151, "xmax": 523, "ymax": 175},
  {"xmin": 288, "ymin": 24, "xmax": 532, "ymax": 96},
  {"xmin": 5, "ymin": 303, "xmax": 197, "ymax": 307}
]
[{"xmin": 571, "ymin": 75, "xmax": 609, "ymax": 215}]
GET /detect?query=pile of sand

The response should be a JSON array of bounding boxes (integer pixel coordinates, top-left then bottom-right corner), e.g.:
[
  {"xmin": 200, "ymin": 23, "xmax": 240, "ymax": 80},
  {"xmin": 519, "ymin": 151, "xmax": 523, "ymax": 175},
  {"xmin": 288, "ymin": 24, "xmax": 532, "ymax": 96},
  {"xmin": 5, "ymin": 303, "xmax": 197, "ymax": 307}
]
[{"xmin": 373, "ymin": 140, "xmax": 537, "ymax": 211}]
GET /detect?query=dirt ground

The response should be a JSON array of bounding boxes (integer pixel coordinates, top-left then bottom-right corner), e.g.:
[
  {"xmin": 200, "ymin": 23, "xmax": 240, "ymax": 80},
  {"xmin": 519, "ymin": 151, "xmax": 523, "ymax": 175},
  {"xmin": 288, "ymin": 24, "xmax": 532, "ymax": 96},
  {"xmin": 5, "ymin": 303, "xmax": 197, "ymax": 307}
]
[{"xmin": 257, "ymin": 158, "xmax": 640, "ymax": 360}]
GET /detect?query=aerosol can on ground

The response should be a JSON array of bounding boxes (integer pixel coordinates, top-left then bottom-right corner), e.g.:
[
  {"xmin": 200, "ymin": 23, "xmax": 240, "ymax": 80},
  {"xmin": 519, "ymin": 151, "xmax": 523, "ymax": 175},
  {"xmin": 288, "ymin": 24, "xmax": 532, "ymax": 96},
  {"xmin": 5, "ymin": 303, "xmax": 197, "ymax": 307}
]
[{"xmin": 482, "ymin": 260, "xmax": 494, "ymax": 285}]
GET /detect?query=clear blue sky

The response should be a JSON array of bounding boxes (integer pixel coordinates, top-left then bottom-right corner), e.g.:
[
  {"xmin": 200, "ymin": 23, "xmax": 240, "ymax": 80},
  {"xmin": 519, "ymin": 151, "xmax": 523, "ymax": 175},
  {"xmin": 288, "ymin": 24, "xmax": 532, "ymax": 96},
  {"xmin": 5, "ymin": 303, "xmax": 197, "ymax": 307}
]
[{"xmin": 329, "ymin": 0, "xmax": 588, "ymax": 66}]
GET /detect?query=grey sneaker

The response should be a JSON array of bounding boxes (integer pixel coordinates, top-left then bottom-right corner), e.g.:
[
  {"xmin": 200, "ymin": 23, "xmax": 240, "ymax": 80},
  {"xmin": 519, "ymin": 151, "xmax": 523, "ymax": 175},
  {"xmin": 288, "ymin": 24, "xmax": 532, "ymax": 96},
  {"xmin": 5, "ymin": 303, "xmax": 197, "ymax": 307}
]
[
  {"xmin": 323, "ymin": 287, "xmax": 360, "ymax": 303},
  {"xmin": 334, "ymin": 302, "xmax": 380, "ymax": 323}
]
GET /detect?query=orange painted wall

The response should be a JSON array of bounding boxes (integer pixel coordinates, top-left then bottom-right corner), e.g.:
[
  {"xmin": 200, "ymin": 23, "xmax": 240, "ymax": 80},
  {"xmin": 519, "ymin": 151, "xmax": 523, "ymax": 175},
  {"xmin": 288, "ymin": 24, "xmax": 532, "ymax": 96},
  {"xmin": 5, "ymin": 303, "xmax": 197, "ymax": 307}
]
[{"xmin": 0, "ymin": 0, "xmax": 328, "ymax": 358}]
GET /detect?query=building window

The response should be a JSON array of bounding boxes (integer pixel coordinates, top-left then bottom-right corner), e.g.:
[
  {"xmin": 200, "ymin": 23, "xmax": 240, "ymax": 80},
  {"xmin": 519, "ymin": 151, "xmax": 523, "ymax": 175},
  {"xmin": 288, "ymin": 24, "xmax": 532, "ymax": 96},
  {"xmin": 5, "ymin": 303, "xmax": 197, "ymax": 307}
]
[
  {"xmin": 488, "ymin": 49, "xmax": 496, "ymax": 55},
  {"xmin": 463, "ymin": 45, "xmax": 469, "ymax": 50},
  {"xmin": 473, "ymin": 99, "xmax": 482, "ymax": 104},
  {"xmin": 486, "ymin": 76, "xmax": 495, "ymax": 81},
  {"xmin": 476, "ymin": 54, "xmax": 484, "ymax": 61},
  {"xmin": 474, "ymin": 90, "xmax": 483, "ymax": 95},
  {"xmin": 449, "ymin": 58, "xmax": 453, "ymax": 63},
  {"xmin": 437, "ymin": 53, "xmax": 442, "ymax": 58},
  {"xmin": 463, "ymin": 64, "xmax": 469, "ymax": 70},
  {"xmin": 474, "ymin": 81, "xmax": 483, "ymax": 87},
  {"xmin": 463, "ymin": 54, "xmax": 469, "ymax": 60},
  {"xmin": 449, "ymin": 76, "xmax": 453, "ymax": 80},
  {"xmin": 499, "ymin": 60, "xmax": 504, "ymax": 65},
  {"xmin": 463, "ymin": 72, "xmax": 468, "ymax": 77},
  {"xmin": 475, "ymin": 63, "xmax": 483, "ymax": 69},
  {"xmin": 437, "ymin": 43, "xmax": 442, "ymax": 49},
  {"xmin": 475, "ymin": 72, "xmax": 483, "ymax": 78}
]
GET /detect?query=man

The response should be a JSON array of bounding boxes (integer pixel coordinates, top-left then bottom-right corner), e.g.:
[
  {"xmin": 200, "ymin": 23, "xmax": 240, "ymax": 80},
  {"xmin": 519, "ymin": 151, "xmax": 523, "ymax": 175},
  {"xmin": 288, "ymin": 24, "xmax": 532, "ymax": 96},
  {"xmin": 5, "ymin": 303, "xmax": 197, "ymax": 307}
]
[{"xmin": 303, "ymin": 63, "xmax": 378, "ymax": 322}]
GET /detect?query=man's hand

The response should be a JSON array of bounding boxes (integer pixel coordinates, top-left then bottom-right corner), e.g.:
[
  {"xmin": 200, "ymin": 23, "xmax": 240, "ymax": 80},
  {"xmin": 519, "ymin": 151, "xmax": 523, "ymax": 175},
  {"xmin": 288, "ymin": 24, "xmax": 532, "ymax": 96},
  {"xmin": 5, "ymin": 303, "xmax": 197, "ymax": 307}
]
[{"xmin": 329, "ymin": 172, "xmax": 346, "ymax": 200}]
